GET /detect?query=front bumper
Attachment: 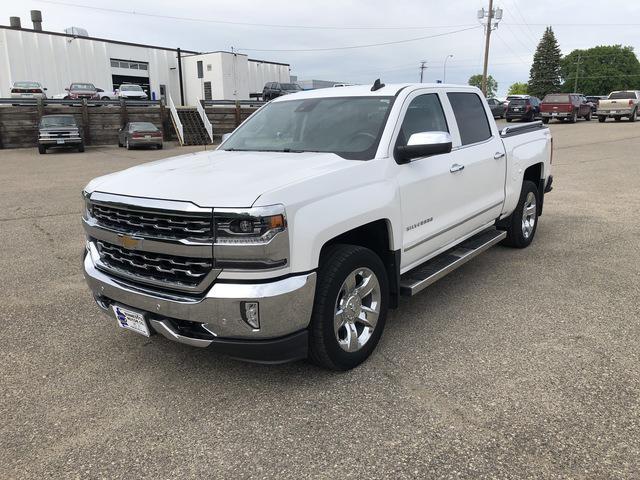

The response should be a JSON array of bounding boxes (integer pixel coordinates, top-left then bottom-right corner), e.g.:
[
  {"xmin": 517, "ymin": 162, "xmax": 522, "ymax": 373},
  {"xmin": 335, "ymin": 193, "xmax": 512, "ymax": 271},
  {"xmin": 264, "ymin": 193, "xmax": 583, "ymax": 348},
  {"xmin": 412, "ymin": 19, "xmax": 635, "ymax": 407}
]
[
  {"xmin": 39, "ymin": 138, "xmax": 82, "ymax": 145},
  {"xmin": 83, "ymin": 250, "xmax": 316, "ymax": 362}
]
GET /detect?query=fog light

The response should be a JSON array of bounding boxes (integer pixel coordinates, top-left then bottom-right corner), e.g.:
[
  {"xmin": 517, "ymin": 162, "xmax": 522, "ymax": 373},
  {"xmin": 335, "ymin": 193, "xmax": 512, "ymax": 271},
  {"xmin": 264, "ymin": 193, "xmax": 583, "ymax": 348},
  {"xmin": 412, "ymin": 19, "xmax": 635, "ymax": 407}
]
[{"xmin": 241, "ymin": 301, "xmax": 260, "ymax": 329}]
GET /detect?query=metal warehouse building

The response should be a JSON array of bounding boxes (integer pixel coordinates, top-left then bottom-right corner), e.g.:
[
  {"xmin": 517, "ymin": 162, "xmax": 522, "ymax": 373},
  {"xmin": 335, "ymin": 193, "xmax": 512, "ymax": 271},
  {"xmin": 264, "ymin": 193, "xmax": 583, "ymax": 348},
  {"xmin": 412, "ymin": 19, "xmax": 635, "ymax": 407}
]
[{"xmin": 0, "ymin": 19, "xmax": 291, "ymax": 105}]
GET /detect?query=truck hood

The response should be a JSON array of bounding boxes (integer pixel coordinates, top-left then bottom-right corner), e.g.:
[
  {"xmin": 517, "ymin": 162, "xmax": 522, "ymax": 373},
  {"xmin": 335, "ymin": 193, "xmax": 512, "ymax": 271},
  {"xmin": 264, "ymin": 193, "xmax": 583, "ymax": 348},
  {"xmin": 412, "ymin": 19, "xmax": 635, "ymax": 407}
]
[{"xmin": 86, "ymin": 150, "xmax": 355, "ymax": 207}]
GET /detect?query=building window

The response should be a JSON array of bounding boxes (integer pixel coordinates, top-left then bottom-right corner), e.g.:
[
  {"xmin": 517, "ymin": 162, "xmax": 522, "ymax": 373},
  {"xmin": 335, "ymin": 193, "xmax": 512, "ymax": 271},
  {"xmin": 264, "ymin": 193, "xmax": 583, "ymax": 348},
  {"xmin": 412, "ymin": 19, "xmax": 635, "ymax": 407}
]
[
  {"xmin": 110, "ymin": 59, "xmax": 120, "ymax": 68},
  {"xmin": 110, "ymin": 59, "xmax": 149, "ymax": 71},
  {"xmin": 204, "ymin": 81, "xmax": 212, "ymax": 100},
  {"xmin": 207, "ymin": 64, "xmax": 212, "ymax": 71}
]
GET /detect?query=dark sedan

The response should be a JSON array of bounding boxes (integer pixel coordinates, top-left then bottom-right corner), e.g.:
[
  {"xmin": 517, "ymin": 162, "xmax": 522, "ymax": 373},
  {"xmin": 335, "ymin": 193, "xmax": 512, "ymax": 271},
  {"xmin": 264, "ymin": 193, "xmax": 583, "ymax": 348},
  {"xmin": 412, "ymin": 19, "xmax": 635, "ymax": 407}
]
[
  {"xmin": 487, "ymin": 98, "xmax": 506, "ymax": 118},
  {"xmin": 118, "ymin": 122, "xmax": 163, "ymax": 150}
]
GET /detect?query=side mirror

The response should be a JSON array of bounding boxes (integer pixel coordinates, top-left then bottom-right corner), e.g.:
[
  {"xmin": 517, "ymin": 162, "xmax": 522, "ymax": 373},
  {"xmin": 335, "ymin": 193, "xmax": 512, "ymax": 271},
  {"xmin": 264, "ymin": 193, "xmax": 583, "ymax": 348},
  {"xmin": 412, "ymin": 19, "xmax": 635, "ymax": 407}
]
[
  {"xmin": 221, "ymin": 133, "xmax": 232, "ymax": 143},
  {"xmin": 44, "ymin": 87, "xmax": 48, "ymax": 91},
  {"xmin": 96, "ymin": 88, "xmax": 103, "ymax": 92},
  {"xmin": 65, "ymin": 88, "xmax": 69, "ymax": 91},
  {"xmin": 395, "ymin": 132, "xmax": 452, "ymax": 163}
]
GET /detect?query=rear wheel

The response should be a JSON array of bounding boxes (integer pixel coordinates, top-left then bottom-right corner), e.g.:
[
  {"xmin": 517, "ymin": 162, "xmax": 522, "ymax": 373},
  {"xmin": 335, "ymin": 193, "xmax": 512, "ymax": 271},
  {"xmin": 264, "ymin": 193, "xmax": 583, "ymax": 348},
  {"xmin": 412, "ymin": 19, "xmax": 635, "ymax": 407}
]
[
  {"xmin": 629, "ymin": 108, "xmax": 637, "ymax": 122},
  {"xmin": 542, "ymin": 117, "xmax": 550, "ymax": 124},
  {"xmin": 77, "ymin": 142, "xmax": 85, "ymax": 153},
  {"xmin": 308, "ymin": 244, "xmax": 388, "ymax": 370},
  {"xmin": 569, "ymin": 110, "xmax": 577, "ymax": 123},
  {"xmin": 38, "ymin": 144, "xmax": 46, "ymax": 154},
  {"xmin": 584, "ymin": 110, "xmax": 592, "ymax": 121},
  {"xmin": 501, "ymin": 180, "xmax": 539, "ymax": 249},
  {"xmin": 598, "ymin": 116, "xmax": 606, "ymax": 123}
]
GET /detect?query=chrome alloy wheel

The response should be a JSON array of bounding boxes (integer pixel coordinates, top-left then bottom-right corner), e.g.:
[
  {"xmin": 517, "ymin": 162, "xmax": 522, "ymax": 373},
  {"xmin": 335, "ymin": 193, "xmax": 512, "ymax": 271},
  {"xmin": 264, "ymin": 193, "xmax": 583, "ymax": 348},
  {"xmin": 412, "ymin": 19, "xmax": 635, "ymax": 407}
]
[
  {"xmin": 334, "ymin": 267, "xmax": 381, "ymax": 353},
  {"xmin": 522, "ymin": 191, "xmax": 537, "ymax": 239}
]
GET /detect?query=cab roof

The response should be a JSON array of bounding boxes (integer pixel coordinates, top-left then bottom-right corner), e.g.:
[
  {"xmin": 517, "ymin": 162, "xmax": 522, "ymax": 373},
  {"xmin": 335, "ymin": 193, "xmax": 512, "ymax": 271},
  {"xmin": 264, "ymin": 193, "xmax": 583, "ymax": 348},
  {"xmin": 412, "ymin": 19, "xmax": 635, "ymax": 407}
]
[{"xmin": 271, "ymin": 83, "xmax": 479, "ymax": 101}]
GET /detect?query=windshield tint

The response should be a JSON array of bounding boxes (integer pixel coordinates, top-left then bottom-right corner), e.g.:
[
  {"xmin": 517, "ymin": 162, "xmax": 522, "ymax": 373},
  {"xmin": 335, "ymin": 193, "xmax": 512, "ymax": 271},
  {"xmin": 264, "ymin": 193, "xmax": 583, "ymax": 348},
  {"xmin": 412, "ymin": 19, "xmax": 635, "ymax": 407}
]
[
  {"xmin": 15, "ymin": 81, "xmax": 40, "ymax": 88},
  {"xmin": 121, "ymin": 85, "xmax": 142, "ymax": 91},
  {"xmin": 509, "ymin": 98, "xmax": 527, "ymax": 105},
  {"xmin": 281, "ymin": 83, "xmax": 301, "ymax": 90},
  {"xmin": 71, "ymin": 83, "xmax": 95, "ymax": 90},
  {"xmin": 221, "ymin": 96, "xmax": 393, "ymax": 159},
  {"xmin": 543, "ymin": 94, "xmax": 570, "ymax": 103},
  {"xmin": 609, "ymin": 91, "xmax": 636, "ymax": 99},
  {"xmin": 40, "ymin": 116, "xmax": 77, "ymax": 128},
  {"xmin": 130, "ymin": 122, "xmax": 158, "ymax": 131}
]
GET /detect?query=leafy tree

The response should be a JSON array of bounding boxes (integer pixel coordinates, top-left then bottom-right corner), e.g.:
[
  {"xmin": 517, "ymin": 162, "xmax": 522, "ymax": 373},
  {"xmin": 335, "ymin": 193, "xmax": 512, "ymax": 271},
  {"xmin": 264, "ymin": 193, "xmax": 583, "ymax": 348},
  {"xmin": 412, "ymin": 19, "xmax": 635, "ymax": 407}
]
[
  {"xmin": 528, "ymin": 27, "xmax": 562, "ymax": 98},
  {"xmin": 468, "ymin": 74, "xmax": 497, "ymax": 97},
  {"xmin": 560, "ymin": 45, "xmax": 640, "ymax": 95},
  {"xmin": 508, "ymin": 82, "xmax": 528, "ymax": 95}
]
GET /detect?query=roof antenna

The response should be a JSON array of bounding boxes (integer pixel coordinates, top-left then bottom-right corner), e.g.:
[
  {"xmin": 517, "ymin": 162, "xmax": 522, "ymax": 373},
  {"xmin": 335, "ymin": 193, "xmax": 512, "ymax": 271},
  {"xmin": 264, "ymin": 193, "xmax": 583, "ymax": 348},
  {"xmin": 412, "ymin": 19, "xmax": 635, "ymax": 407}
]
[{"xmin": 371, "ymin": 78, "xmax": 385, "ymax": 92}]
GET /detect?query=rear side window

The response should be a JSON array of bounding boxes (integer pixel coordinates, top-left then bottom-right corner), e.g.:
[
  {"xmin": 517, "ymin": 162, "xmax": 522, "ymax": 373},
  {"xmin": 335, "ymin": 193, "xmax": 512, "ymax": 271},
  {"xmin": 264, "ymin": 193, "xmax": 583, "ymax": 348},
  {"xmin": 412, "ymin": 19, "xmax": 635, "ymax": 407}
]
[
  {"xmin": 609, "ymin": 91, "xmax": 637, "ymax": 100},
  {"xmin": 396, "ymin": 94, "xmax": 448, "ymax": 146},
  {"xmin": 447, "ymin": 92, "xmax": 492, "ymax": 145}
]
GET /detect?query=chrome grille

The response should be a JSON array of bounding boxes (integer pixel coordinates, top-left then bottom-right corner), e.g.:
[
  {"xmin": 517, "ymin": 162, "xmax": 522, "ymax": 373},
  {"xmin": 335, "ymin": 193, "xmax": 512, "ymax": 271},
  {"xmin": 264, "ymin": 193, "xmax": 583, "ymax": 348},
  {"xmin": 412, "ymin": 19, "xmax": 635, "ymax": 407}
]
[
  {"xmin": 90, "ymin": 203, "xmax": 212, "ymax": 242},
  {"xmin": 96, "ymin": 240, "xmax": 213, "ymax": 290}
]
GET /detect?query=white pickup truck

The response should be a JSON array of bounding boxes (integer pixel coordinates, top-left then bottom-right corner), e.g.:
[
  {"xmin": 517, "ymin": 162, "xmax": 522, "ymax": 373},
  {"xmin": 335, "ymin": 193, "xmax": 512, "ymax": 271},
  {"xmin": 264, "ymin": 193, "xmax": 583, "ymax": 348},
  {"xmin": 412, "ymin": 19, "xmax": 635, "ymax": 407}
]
[{"xmin": 82, "ymin": 82, "xmax": 553, "ymax": 370}]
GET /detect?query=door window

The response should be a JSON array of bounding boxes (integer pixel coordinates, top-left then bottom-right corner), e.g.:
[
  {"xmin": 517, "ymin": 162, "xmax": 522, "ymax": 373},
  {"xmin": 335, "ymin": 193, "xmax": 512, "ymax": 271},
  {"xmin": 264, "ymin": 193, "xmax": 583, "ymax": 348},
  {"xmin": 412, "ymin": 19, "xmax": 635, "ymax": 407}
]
[
  {"xmin": 396, "ymin": 93, "xmax": 448, "ymax": 147},
  {"xmin": 447, "ymin": 92, "xmax": 492, "ymax": 145}
]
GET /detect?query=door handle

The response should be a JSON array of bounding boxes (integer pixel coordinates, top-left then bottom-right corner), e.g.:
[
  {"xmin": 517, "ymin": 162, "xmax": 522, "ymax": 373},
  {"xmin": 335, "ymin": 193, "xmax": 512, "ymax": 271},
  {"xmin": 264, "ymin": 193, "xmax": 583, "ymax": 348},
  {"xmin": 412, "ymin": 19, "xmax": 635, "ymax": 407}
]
[
  {"xmin": 494, "ymin": 151, "xmax": 505, "ymax": 159},
  {"xmin": 450, "ymin": 163, "xmax": 465, "ymax": 173}
]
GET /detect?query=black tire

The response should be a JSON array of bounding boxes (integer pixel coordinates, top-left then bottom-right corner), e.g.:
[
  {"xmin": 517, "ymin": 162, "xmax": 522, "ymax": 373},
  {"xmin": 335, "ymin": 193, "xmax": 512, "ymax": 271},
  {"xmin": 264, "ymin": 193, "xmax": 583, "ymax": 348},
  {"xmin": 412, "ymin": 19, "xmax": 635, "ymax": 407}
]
[
  {"xmin": 501, "ymin": 180, "xmax": 540, "ymax": 249},
  {"xmin": 542, "ymin": 117, "xmax": 550, "ymax": 124},
  {"xmin": 308, "ymin": 244, "xmax": 389, "ymax": 371},
  {"xmin": 598, "ymin": 116, "xmax": 606, "ymax": 123},
  {"xmin": 506, "ymin": 118, "xmax": 512, "ymax": 123},
  {"xmin": 614, "ymin": 116, "xmax": 622, "ymax": 122},
  {"xmin": 77, "ymin": 143, "xmax": 85, "ymax": 153},
  {"xmin": 569, "ymin": 110, "xmax": 577, "ymax": 123},
  {"xmin": 584, "ymin": 111, "xmax": 592, "ymax": 121},
  {"xmin": 38, "ymin": 144, "xmax": 46, "ymax": 154},
  {"xmin": 118, "ymin": 140, "xmax": 123, "ymax": 147},
  {"xmin": 629, "ymin": 108, "xmax": 637, "ymax": 122}
]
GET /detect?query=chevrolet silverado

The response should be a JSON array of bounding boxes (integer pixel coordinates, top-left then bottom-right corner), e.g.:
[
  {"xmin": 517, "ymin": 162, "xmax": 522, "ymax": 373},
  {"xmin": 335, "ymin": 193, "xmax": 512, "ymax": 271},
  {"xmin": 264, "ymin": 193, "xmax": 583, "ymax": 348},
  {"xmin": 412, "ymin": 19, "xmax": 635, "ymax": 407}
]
[{"xmin": 82, "ymin": 82, "xmax": 553, "ymax": 370}]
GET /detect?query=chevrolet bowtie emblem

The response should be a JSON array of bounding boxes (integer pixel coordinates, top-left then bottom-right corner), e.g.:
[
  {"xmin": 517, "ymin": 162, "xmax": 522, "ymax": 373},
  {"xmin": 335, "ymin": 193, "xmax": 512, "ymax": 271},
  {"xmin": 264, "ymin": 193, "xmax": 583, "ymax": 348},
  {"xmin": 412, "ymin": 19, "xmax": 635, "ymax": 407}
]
[{"xmin": 118, "ymin": 234, "xmax": 143, "ymax": 250}]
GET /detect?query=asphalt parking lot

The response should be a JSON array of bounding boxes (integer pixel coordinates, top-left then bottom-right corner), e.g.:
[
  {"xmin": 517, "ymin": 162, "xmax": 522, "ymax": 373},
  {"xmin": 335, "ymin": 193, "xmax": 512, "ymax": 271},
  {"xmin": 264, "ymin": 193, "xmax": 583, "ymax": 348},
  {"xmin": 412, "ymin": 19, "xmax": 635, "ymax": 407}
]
[{"xmin": 1, "ymin": 120, "xmax": 639, "ymax": 479}]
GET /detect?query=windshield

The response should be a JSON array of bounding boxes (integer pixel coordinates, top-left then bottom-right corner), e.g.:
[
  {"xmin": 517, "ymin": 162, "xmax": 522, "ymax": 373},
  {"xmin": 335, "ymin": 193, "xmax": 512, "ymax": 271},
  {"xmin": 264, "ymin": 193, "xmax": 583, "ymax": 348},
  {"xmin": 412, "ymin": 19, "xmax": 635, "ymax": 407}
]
[
  {"xmin": 40, "ymin": 116, "xmax": 77, "ymax": 128},
  {"xmin": 15, "ymin": 81, "xmax": 40, "ymax": 88},
  {"xmin": 543, "ymin": 94, "xmax": 570, "ymax": 103},
  {"xmin": 130, "ymin": 122, "xmax": 158, "ymax": 131},
  {"xmin": 221, "ymin": 96, "xmax": 393, "ymax": 160},
  {"xmin": 509, "ymin": 98, "xmax": 528, "ymax": 105},
  {"xmin": 121, "ymin": 85, "xmax": 143, "ymax": 92},
  {"xmin": 281, "ymin": 83, "xmax": 302, "ymax": 90},
  {"xmin": 71, "ymin": 83, "xmax": 95, "ymax": 91},
  {"xmin": 609, "ymin": 91, "xmax": 636, "ymax": 100}
]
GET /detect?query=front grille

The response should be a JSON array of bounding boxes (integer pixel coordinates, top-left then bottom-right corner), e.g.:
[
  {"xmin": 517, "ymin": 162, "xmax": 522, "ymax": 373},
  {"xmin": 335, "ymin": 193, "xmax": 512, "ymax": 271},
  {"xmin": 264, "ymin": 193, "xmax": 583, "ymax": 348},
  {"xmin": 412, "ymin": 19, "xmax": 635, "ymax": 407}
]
[
  {"xmin": 40, "ymin": 130, "xmax": 79, "ymax": 138},
  {"xmin": 90, "ymin": 203, "xmax": 212, "ymax": 242},
  {"xmin": 96, "ymin": 240, "xmax": 213, "ymax": 289}
]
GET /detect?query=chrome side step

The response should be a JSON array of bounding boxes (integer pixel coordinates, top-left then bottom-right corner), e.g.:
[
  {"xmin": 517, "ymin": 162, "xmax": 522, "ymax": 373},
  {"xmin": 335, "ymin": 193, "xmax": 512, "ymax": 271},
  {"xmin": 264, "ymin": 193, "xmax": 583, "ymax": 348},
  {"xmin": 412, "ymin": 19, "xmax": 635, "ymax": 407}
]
[{"xmin": 399, "ymin": 228, "xmax": 506, "ymax": 296}]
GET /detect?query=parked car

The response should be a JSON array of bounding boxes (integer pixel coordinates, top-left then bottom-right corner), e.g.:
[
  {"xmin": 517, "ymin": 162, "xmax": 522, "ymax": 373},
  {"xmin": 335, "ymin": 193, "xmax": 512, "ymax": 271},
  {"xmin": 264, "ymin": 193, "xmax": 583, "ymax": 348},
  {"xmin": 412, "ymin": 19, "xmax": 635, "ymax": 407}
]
[
  {"xmin": 64, "ymin": 82, "xmax": 100, "ymax": 100},
  {"xmin": 597, "ymin": 91, "xmax": 640, "ymax": 122},
  {"xmin": 116, "ymin": 84, "xmax": 148, "ymax": 100},
  {"xmin": 37, "ymin": 115, "xmax": 84, "ymax": 154},
  {"xmin": 585, "ymin": 95, "xmax": 606, "ymax": 116},
  {"xmin": 262, "ymin": 82, "xmax": 303, "ymax": 101},
  {"xmin": 505, "ymin": 96, "xmax": 541, "ymax": 122},
  {"xmin": 540, "ymin": 93, "xmax": 592, "ymax": 123},
  {"xmin": 10, "ymin": 81, "xmax": 47, "ymax": 103},
  {"xmin": 118, "ymin": 122, "xmax": 163, "ymax": 149},
  {"xmin": 81, "ymin": 82, "xmax": 553, "ymax": 370},
  {"xmin": 487, "ymin": 98, "xmax": 506, "ymax": 118},
  {"xmin": 504, "ymin": 94, "xmax": 528, "ymax": 107},
  {"xmin": 96, "ymin": 88, "xmax": 116, "ymax": 100}
]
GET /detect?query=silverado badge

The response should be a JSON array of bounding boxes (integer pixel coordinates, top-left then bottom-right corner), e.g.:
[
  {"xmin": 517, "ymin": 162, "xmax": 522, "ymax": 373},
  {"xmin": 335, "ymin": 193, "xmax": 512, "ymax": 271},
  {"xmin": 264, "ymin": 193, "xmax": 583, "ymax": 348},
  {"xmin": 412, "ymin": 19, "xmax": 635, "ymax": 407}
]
[{"xmin": 118, "ymin": 234, "xmax": 143, "ymax": 250}]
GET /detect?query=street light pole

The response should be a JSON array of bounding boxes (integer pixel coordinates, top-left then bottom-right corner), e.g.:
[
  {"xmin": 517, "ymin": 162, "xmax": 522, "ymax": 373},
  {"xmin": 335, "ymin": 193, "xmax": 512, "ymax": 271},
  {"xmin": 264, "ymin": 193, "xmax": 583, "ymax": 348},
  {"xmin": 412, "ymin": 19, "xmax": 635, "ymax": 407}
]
[{"xmin": 443, "ymin": 54, "xmax": 454, "ymax": 83}]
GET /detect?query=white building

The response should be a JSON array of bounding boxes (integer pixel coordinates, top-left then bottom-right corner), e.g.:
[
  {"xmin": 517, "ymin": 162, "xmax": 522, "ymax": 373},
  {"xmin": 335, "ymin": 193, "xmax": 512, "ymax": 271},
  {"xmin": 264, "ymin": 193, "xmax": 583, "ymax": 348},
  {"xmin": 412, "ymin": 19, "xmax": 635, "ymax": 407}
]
[{"xmin": 0, "ymin": 24, "xmax": 291, "ymax": 104}]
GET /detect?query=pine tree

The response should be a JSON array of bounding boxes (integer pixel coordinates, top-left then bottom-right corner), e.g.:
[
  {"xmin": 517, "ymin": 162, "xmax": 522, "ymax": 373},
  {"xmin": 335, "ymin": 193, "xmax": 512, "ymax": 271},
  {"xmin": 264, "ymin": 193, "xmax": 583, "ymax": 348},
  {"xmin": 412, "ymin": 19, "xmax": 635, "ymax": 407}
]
[{"xmin": 528, "ymin": 27, "xmax": 562, "ymax": 98}]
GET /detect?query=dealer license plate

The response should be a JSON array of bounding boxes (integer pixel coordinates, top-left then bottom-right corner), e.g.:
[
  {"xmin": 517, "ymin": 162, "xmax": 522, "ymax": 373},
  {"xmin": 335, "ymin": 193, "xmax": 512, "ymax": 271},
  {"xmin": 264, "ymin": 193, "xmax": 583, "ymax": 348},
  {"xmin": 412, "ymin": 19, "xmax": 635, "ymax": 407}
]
[
  {"xmin": 56, "ymin": 139, "xmax": 65, "ymax": 144},
  {"xmin": 112, "ymin": 305, "xmax": 150, "ymax": 337},
  {"xmin": 144, "ymin": 135, "xmax": 151, "ymax": 139}
]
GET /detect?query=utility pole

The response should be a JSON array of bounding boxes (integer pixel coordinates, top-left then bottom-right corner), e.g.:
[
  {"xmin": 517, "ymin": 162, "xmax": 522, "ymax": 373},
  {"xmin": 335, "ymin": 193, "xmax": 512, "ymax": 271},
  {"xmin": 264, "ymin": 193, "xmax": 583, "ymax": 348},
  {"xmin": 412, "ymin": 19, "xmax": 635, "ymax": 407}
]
[
  {"xmin": 573, "ymin": 53, "xmax": 581, "ymax": 92},
  {"xmin": 419, "ymin": 61, "xmax": 427, "ymax": 83},
  {"xmin": 478, "ymin": 2, "xmax": 502, "ymax": 96}
]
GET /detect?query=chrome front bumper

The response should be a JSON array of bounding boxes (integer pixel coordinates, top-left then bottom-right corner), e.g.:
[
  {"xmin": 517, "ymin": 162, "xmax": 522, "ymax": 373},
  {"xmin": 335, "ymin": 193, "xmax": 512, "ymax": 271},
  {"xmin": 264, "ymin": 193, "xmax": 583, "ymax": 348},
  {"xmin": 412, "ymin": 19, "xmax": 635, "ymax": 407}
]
[{"xmin": 83, "ymin": 249, "xmax": 316, "ymax": 345}]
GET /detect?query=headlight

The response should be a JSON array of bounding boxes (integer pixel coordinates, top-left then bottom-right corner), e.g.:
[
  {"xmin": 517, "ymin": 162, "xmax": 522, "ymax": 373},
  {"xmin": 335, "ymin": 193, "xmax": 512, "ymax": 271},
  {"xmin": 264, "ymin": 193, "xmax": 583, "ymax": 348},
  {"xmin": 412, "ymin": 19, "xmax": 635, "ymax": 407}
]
[
  {"xmin": 213, "ymin": 205, "xmax": 289, "ymax": 270},
  {"xmin": 82, "ymin": 191, "xmax": 91, "ymax": 220}
]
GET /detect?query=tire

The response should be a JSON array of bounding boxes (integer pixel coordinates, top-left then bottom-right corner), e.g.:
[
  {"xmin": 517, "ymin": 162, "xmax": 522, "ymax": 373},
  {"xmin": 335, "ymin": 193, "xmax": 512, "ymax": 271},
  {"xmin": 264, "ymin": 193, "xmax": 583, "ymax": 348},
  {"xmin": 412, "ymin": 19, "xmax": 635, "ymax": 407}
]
[
  {"xmin": 584, "ymin": 110, "xmax": 592, "ymax": 121},
  {"xmin": 598, "ymin": 116, "xmax": 606, "ymax": 123},
  {"xmin": 569, "ymin": 110, "xmax": 577, "ymax": 123},
  {"xmin": 501, "ymin": 180, "xmax": 539, "ymax": 249},
  {"xmin": 77, "ymin": 143, "xmax": 85, "ymax": 153},
  {"xmin": 506, "ymin": 118, "xmax": 512, "ymax": 123},
  {"xmin": 614, "ymin": 116, "xmax": 622, "ymax": 122},
  {"xmin": 542, "ymin": 117, "xmax": 550, "ymax": 124},
  {"xmin": 308, "ymin": 244, "xmax": 389, "ymax": 371},
  {"xmin": 157, "ymin": 143, "xmax": 163, "ymax": 149},
  {"xmin": 38, "ymin": 144, "xmax": 46, "ymax": 154},
  {"xmin": 118, "ymin": 140, "xmax": 123, "ymax": 147},
  {"xmin": 629, "ymin": 108, "xmax": 637, "ymax": 122}
]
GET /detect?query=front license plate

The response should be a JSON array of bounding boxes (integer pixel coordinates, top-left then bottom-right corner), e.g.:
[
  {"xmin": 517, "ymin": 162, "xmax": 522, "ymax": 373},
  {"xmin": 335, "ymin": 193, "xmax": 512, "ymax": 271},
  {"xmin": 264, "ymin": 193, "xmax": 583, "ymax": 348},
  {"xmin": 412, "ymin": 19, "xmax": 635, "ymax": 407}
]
[
  {"xmin": 56, "ymin": 139, "xmax": 65, "ymax": 144},
  {"xmin": 112, "ymin": 305, "xmax": 150, "ymax": 337}
]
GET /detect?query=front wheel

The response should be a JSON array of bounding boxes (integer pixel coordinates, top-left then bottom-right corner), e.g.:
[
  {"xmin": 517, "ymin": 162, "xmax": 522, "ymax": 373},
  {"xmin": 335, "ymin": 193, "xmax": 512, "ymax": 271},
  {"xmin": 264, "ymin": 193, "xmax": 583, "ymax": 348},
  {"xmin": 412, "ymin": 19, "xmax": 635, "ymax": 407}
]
[
  {"xmin": 308, "ymin": 244, "xmax": 388, "ymax": 370},
  {"xmin": 77, "ymin": 142, "xmax": 85, "ymax": 153},
  {"xmin": 501, "ymin": 180, "xmax": 539, "ymax": 249},
  {"xmin": 38, "ymin": 144, "xmax": 46, "ymax": 154},
  {"xmin": 542, "ymin": 117, "xmax": 550, "ymax": 124}
]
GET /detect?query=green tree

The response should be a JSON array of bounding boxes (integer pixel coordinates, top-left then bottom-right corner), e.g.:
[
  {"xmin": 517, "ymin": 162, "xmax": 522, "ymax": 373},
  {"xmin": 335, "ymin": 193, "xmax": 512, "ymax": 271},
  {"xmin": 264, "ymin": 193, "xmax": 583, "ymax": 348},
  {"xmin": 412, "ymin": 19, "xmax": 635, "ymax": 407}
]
[
  {"xmin": 528, "ymin": 27, "xmax": 562, "ymax": 98},
  {"xmin": 560, "ymin": 45, "xmax": 640, "ymax": 95},
  {"xmin": 468, "ymin": 74, "xmax": 497, "ymax": 98},
  {"xmin": 508, "ymin": 82, "xmax": 529, "ymax": 95}
]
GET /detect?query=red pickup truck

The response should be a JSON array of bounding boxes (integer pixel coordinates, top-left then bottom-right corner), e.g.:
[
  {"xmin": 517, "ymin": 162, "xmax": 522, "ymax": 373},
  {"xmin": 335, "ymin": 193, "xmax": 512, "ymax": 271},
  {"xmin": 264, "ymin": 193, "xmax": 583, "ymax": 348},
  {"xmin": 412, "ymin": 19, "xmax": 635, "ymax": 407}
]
[{"xmin": 541, "ymin": 93, "xmax": 592, "ymax": 123}]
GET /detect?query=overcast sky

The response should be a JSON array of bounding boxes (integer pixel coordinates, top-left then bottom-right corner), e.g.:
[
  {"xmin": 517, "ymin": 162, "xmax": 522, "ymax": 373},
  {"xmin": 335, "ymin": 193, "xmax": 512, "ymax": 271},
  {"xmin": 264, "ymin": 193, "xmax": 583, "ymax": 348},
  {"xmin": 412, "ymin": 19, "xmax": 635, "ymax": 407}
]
[{"xmin": 5, "ymin": 0, "xmax": 640, "ymax": 96}]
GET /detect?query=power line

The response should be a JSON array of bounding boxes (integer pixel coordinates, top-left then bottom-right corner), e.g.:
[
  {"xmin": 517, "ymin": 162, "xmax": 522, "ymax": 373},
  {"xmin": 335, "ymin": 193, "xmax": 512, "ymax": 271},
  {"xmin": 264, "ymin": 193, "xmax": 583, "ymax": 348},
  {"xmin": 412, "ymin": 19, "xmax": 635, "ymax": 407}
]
[
  {"xmin": 237, "ymin": 26, "xmax": 481, "ymax": 52},
  {"xmin": 34, "ymin": 0, "xmax": 477, "ymax": 30}
]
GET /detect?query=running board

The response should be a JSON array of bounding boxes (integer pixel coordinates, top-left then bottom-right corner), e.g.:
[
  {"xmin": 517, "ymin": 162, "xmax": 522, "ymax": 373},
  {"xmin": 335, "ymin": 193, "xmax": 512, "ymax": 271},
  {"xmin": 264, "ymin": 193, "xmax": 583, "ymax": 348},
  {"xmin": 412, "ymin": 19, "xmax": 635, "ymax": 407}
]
[{"xmin": 399, "ymin": 228, "xmax": 506, "ymax": 296}]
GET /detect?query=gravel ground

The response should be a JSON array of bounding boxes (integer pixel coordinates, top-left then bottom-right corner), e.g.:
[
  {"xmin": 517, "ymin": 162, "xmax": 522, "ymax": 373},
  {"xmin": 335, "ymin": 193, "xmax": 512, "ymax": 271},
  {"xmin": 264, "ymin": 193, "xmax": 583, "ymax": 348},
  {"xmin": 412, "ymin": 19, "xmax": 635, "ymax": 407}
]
[{"xmin": 1, "ymin": 120, "xmax": 639, "ymax": 479}]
